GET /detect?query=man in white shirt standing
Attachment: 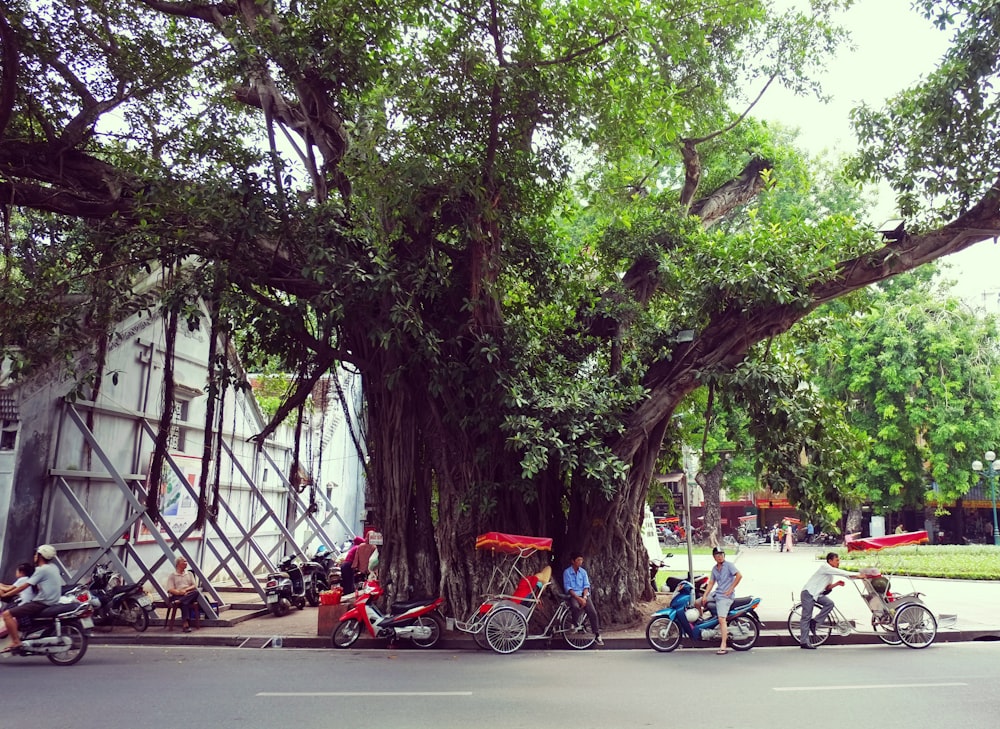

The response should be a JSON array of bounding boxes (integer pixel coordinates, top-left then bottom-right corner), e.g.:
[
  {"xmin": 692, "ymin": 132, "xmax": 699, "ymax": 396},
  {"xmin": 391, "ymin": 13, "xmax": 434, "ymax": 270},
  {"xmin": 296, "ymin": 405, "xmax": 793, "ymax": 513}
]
[{"xmin": 799, "ymin": 552, "xmax": 859, "ymax": 649}]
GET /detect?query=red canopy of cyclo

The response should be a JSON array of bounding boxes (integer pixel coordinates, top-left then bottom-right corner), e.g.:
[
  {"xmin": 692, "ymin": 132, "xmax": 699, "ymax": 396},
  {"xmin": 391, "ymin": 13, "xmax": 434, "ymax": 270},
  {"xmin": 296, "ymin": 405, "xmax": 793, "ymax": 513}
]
[{"xmin": 475, "ymin": 532, "xmax": 553, "ymax": 554}]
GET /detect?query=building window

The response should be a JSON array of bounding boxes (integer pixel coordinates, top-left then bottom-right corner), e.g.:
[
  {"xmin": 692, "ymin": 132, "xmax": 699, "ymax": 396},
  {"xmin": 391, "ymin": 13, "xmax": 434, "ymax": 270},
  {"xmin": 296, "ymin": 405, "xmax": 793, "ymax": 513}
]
[
  {"xmin": 168, "ymin": 400, "xmax": 191, "ymax": 452},
  {"xmin": 0, "ymin": 419, "xmax": 17, "ymax": 451}
]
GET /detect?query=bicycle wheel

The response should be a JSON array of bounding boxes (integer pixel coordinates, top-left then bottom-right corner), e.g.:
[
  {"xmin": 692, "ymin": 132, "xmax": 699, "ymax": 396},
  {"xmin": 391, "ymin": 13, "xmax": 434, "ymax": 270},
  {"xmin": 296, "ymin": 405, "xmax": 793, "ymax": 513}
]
[
  {"xmin": 786, "ymin": 604, "xmax": 832, "ymax": 647},
  {"xmin": 727, "ymin": 615, "xmax": 759, "ymax": 651},
  {"xmin": 484, "ymin": 607, "xmax": 527, "ymax": 654},
  {"xmin": 331, "ymin": 617, "xmax": 362, "ymax": 648},
  {"xmin": 560, "ymin": 609, "xmax": 597, "ymax": 650},
  {"xmin": 472, "ymin": 626, "xmax": 490, "ymax": 650},
  {"xmin": 646, "ymin": 616, "xmax": 682, "ymax": 652},
  {"xmin": 871, "ymin": 615, "xmax": 902, "ymax": 645},
  {"xmin": 894, "ymin": 603, "xmax": 937, "ymax": 649}
]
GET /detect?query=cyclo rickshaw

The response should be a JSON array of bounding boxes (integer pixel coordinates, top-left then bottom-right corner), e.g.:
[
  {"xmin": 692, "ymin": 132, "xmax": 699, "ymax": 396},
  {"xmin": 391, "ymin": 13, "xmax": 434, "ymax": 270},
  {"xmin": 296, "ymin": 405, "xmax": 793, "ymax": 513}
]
[
  {"xmin": 787, "ymin": 530, "xmax": 940, "ymax": 648},
  {"xmin": 453, "ymin": 532, "xmax": 597, "ymax": 654}
]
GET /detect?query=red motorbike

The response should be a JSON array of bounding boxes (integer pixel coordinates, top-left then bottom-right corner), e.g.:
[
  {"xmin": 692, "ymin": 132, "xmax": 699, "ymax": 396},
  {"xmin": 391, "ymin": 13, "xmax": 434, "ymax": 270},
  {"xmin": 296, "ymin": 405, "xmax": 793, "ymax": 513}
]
[{"xmin": 330, "ymin": 579, "xmax": 445, "ymax": 649}]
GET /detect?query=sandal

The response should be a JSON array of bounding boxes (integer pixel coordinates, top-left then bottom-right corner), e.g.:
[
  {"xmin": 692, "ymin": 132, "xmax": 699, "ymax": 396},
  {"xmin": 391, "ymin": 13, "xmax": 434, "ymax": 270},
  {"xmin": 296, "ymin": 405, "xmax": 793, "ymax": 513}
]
[{"xmin": 716, "ymin": 648, "xmax": 728, "ymax": 655}]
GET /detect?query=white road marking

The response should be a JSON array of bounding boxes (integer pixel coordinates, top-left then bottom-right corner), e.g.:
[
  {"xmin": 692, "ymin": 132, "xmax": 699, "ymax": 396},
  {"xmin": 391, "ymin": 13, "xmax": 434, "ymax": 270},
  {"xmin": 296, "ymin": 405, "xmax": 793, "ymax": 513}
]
[
  {"xmin": 775, "ymin": 682, "xmax": 967, "ymax": 692},
  {"xmin": 256, "ymin": 691, "xmax": 473, "ymax": 697}
]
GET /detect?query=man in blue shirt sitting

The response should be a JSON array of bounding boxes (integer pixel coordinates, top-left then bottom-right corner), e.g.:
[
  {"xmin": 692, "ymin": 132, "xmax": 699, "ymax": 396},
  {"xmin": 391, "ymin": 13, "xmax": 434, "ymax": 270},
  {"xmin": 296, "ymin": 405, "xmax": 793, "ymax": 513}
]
[{"xmin": 563, "ymin": 552, "xmax": 603, "ymax": 646}]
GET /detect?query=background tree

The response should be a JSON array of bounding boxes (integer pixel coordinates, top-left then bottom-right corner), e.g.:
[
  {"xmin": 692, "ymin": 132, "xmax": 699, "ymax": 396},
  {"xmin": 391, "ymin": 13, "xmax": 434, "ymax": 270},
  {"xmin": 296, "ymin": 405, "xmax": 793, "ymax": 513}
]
[{"xmin": 807, "ymin": 272, "xmax": 1000, "ymax": 532}]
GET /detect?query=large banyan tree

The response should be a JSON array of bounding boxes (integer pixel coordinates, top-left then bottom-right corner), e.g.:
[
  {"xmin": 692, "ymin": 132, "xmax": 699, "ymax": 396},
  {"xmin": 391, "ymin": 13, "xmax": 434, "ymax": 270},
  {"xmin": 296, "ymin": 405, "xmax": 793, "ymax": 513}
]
[{"xmin": 2, "ymin": 1, "xmax": 1000, "ymax": 620}]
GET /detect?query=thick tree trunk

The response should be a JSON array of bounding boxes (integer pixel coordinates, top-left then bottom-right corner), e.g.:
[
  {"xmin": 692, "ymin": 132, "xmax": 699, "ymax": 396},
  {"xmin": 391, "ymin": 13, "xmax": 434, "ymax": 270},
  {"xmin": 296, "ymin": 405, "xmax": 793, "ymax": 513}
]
[{"xmin": 697, "ymin": 461, "xmax": 725, "ymax": 547}]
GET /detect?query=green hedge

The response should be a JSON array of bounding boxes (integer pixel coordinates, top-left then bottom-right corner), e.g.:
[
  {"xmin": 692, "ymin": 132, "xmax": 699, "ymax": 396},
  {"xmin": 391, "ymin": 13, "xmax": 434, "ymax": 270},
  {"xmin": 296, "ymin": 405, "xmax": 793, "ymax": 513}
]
[{"xmin": 835, "ymin": 545, "xmax": 1000, "ymax": 580}]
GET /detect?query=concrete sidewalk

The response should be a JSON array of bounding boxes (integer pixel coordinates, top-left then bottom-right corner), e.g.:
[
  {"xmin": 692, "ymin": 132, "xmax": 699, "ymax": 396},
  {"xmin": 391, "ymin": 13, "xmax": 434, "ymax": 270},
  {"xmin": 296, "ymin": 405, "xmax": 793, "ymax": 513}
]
[{"xmin": 93, "ymin": 545, "xmax": 1000, "ymax": 650}]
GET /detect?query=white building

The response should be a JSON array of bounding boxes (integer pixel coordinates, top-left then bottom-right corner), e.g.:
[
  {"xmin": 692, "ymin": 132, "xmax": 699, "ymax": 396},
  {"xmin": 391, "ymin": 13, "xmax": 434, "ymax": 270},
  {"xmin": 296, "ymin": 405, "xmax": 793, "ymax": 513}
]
[{"xmin": 0, "ymin": 293, "xmax": 365, "ymax": 615}]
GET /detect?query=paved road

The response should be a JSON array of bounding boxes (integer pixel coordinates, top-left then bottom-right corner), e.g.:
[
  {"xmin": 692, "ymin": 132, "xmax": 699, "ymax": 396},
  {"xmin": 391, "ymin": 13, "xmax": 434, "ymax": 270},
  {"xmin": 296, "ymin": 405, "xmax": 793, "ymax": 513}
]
[{"xmin": 2, "ymin": 642, "xmax": 998, "ymax": 729}]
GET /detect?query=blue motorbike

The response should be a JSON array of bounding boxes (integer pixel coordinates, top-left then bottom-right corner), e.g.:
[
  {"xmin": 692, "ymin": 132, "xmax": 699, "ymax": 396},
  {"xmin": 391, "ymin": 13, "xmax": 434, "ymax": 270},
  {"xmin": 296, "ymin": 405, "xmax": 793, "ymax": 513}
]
[{"xmin": 646, "ymin": 579, "xmax": 762, "ymax": 652}]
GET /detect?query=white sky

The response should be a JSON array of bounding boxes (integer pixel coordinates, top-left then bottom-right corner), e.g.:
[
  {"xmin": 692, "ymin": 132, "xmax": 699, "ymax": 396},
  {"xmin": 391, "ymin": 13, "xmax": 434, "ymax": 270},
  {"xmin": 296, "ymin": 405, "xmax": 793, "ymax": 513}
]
[{"xmin": 753, "ymin": 0, "xmax": 1000, "ymax": 312}]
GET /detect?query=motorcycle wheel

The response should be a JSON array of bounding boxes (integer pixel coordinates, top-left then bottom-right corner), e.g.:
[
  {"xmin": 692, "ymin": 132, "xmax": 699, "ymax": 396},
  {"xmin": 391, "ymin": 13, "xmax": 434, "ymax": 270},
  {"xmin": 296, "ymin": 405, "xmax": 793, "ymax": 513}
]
[
  {"xmin": 646, "ymin": 616, "xmax": 681, "ymax": 652},
  {"xmin": 411, "ymin": 614, "xmax": 443, "ymax": 648},
  {"xmin": 786, "ymin": 603, "xmax": 832, "ymax": 647},
  {"xmin": 272, "ymin": 597, "xmax": 291, "ymax": 617},
  {"xmin": 307, "ymin": 577, "xmax": 327, "ymax": 607},
  {"xmin": 123, "ymin": 598, "xmax": 149, "ymax": 632},
  {"xmin": 332, "ymin": 618, "xmax": 362, "ymax": 648},
  {"xmin": 727, "ymin": 615, "xmax": 759, "ymax": 651},
  {"xmin": 43, "ymin": 624, "xmax": 88, "ymax": 666},
  {"xmin": 560, "ymin": 609, "xmax": 597, "ymax": 650}
]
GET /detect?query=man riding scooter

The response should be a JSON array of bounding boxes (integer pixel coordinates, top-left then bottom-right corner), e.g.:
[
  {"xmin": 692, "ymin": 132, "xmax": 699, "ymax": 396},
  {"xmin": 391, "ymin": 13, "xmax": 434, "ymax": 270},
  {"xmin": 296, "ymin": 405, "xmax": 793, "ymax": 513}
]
[{"xmin": 1, "ymin": 545, "xmax": 64, "ymax": 654}]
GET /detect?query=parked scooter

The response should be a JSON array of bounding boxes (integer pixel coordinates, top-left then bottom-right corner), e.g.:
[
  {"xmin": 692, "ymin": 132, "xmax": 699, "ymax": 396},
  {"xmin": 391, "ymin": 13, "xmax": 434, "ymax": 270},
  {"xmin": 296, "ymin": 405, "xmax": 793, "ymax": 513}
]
[
  {"xmin": 0, "ymin": 588, "xmax": 95, "ymax": 666},
  {"xmin": 302, "ymin": 554, "xmax": 329, "ymax": 606},
  {"xmin": 646, "ymin": 579, "xmax": 762, "ymax": 652},
  {"xmin": 310, "ymin": 546, "xmax": 340, "ymax": 593},
  {"xmin": 87, "ymin": 562, "xmax": 154, "ymax": 632},
  {"xmin": 266, "ymin": 554, "xmax": 327, "ymax": 616},
  {"xmin": 331, "ymin": 579, "xmax": 445, "ymax": 649}
]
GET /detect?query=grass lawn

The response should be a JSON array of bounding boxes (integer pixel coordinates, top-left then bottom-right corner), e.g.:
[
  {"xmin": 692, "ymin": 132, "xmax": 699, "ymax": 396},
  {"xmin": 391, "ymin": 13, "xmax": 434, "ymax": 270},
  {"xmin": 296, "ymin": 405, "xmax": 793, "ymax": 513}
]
[
  {"xmin": 653, "ymin": 546, "xmax": 715, "ymax": 590},
  {"xmin": 835, "ymin": 544, "xmax": 1000, "ymax": 580}
]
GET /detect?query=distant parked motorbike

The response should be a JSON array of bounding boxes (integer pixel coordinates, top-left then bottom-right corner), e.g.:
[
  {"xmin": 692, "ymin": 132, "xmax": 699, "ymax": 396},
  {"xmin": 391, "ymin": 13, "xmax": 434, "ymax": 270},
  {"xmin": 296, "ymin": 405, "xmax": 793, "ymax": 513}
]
[
  {"xmin": 266, "ymin": 554, "xmax": 327, "ymax": 616},
  {"xmin": 0, "ymin": 588, "xmax": 95, "ymax": 666},
  {"xmin": 311, "ymin": 545, "xmax": 341, "ymax": 591},
  {"xmin": 331, "ymin": 579, "xmax": 445, "ymax": 649},
  {"xmin": 650, "ymin": 558, "xmax": 709, "ymax": 600},
  {"xmin": 87, "ymin": 562, "xmax": 154, "ymax": 632},
  {"xmin": 646, "ymin": 579, "xmax": 762, "ymax": 652}
]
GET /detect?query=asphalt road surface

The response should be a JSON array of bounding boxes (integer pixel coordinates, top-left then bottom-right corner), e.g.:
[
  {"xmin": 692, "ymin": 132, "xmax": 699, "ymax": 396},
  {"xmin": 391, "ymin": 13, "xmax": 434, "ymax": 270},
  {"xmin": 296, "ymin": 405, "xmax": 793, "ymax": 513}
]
[{"xmin": 3, "ymin": 642, "xmax": 998, "ymax": 729}]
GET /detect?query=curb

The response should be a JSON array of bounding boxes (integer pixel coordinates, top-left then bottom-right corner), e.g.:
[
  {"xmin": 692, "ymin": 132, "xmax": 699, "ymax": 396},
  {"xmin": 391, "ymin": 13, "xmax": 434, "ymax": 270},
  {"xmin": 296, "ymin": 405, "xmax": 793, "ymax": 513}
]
[{"xmin": 91, "ymin": 627, "xmax": 1000, "ymax": 651}]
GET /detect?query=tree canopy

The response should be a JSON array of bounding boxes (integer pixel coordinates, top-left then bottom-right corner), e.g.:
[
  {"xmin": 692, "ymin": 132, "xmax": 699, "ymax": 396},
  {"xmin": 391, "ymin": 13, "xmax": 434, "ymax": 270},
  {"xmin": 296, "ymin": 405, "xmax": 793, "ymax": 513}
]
[{"xmin": 3, "ymin": 1, "xmax": 1000, "ymax": 618}]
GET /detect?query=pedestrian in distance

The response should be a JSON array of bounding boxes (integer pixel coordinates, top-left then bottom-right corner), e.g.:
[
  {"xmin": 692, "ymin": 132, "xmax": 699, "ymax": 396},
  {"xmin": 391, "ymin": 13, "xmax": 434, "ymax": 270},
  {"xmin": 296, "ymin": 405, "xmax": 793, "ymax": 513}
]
[
  {"xmin": 697, "ymin": 546, "xmax": 741, "ymax": 654},
  {"xmin": 798, "ymin": 552, "xmax": 861, "ymax": 649}
]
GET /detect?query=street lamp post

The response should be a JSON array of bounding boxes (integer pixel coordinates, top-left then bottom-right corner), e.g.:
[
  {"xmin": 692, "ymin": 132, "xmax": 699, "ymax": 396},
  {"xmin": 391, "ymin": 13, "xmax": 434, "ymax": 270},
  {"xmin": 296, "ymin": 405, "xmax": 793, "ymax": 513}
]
[{"xmin": 971, "ymin": 451, "xmax": 1000, "ymax": 547}]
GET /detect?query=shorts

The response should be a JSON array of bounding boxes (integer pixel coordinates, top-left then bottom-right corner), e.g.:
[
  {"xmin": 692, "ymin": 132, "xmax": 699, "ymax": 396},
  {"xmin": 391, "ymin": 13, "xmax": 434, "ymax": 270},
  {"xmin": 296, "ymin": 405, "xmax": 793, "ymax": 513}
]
[
  {"xmin": 6, "ymin": 601, "xmax": 47, "ymax": 619},
  {"xmin": 714, "ymin": 595, "xmax": 734, "ymax": 619}
]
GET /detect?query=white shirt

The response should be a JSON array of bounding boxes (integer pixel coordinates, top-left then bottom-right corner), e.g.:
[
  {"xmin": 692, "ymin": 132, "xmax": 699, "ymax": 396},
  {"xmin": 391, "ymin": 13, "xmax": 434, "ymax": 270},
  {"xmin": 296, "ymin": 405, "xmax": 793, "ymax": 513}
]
[{"xmin": 802, "ymin": 563, "xmax": 854, "ymax": 598}]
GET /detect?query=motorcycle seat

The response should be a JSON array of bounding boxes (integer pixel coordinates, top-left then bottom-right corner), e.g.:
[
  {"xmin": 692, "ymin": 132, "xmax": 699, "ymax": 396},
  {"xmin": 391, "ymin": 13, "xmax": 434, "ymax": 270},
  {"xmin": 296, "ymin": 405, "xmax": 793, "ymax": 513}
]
[
  {"xmin": 390, "ymin": 599, "xmax": 435, "ymax": 613},
  {"xmin": 704, "ymin": 595, "xmax": 755, "ymax": 615},
  {"xmin": 37, "ymin": 601, "xmax": 82, "ymax": 618}
]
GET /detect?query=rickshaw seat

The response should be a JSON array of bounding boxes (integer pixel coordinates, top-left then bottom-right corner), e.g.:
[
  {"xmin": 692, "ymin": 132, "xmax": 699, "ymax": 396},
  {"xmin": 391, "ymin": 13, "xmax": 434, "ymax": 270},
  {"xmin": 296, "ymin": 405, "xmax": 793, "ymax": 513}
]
[{"xmin": 476, "ymin": 566, "xmax": 551, "ymax": 614}]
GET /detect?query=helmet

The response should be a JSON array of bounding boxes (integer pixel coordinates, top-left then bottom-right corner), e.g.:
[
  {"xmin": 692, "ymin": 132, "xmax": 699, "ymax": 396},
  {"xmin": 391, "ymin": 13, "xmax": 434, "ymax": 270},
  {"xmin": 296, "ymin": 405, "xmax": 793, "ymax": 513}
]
[
  {"xmin": 712, "ymin": 546, "xmax": 725, "ymax": 556},
  {"xmin": 316, "ymin": 545, "xmax": 328, "ymax": 554},
  {"xmin": 36, "ymin": 544, "xmax": 57, "ymax": 560}
]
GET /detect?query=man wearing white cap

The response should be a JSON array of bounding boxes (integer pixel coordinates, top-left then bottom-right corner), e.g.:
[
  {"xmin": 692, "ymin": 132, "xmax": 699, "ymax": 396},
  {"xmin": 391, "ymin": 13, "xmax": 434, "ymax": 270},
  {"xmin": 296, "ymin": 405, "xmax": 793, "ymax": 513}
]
[{"xmin": 1, "ymin": 545, "xmax": 65, "ymax": 652}]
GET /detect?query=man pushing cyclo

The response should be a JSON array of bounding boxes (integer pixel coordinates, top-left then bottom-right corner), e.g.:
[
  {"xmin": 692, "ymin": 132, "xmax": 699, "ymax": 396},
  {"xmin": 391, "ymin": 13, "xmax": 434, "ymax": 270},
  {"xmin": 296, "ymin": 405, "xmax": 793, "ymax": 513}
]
[{"xmin": 797, "ymin": 551, "xmax": 862, "ymax": 649}]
